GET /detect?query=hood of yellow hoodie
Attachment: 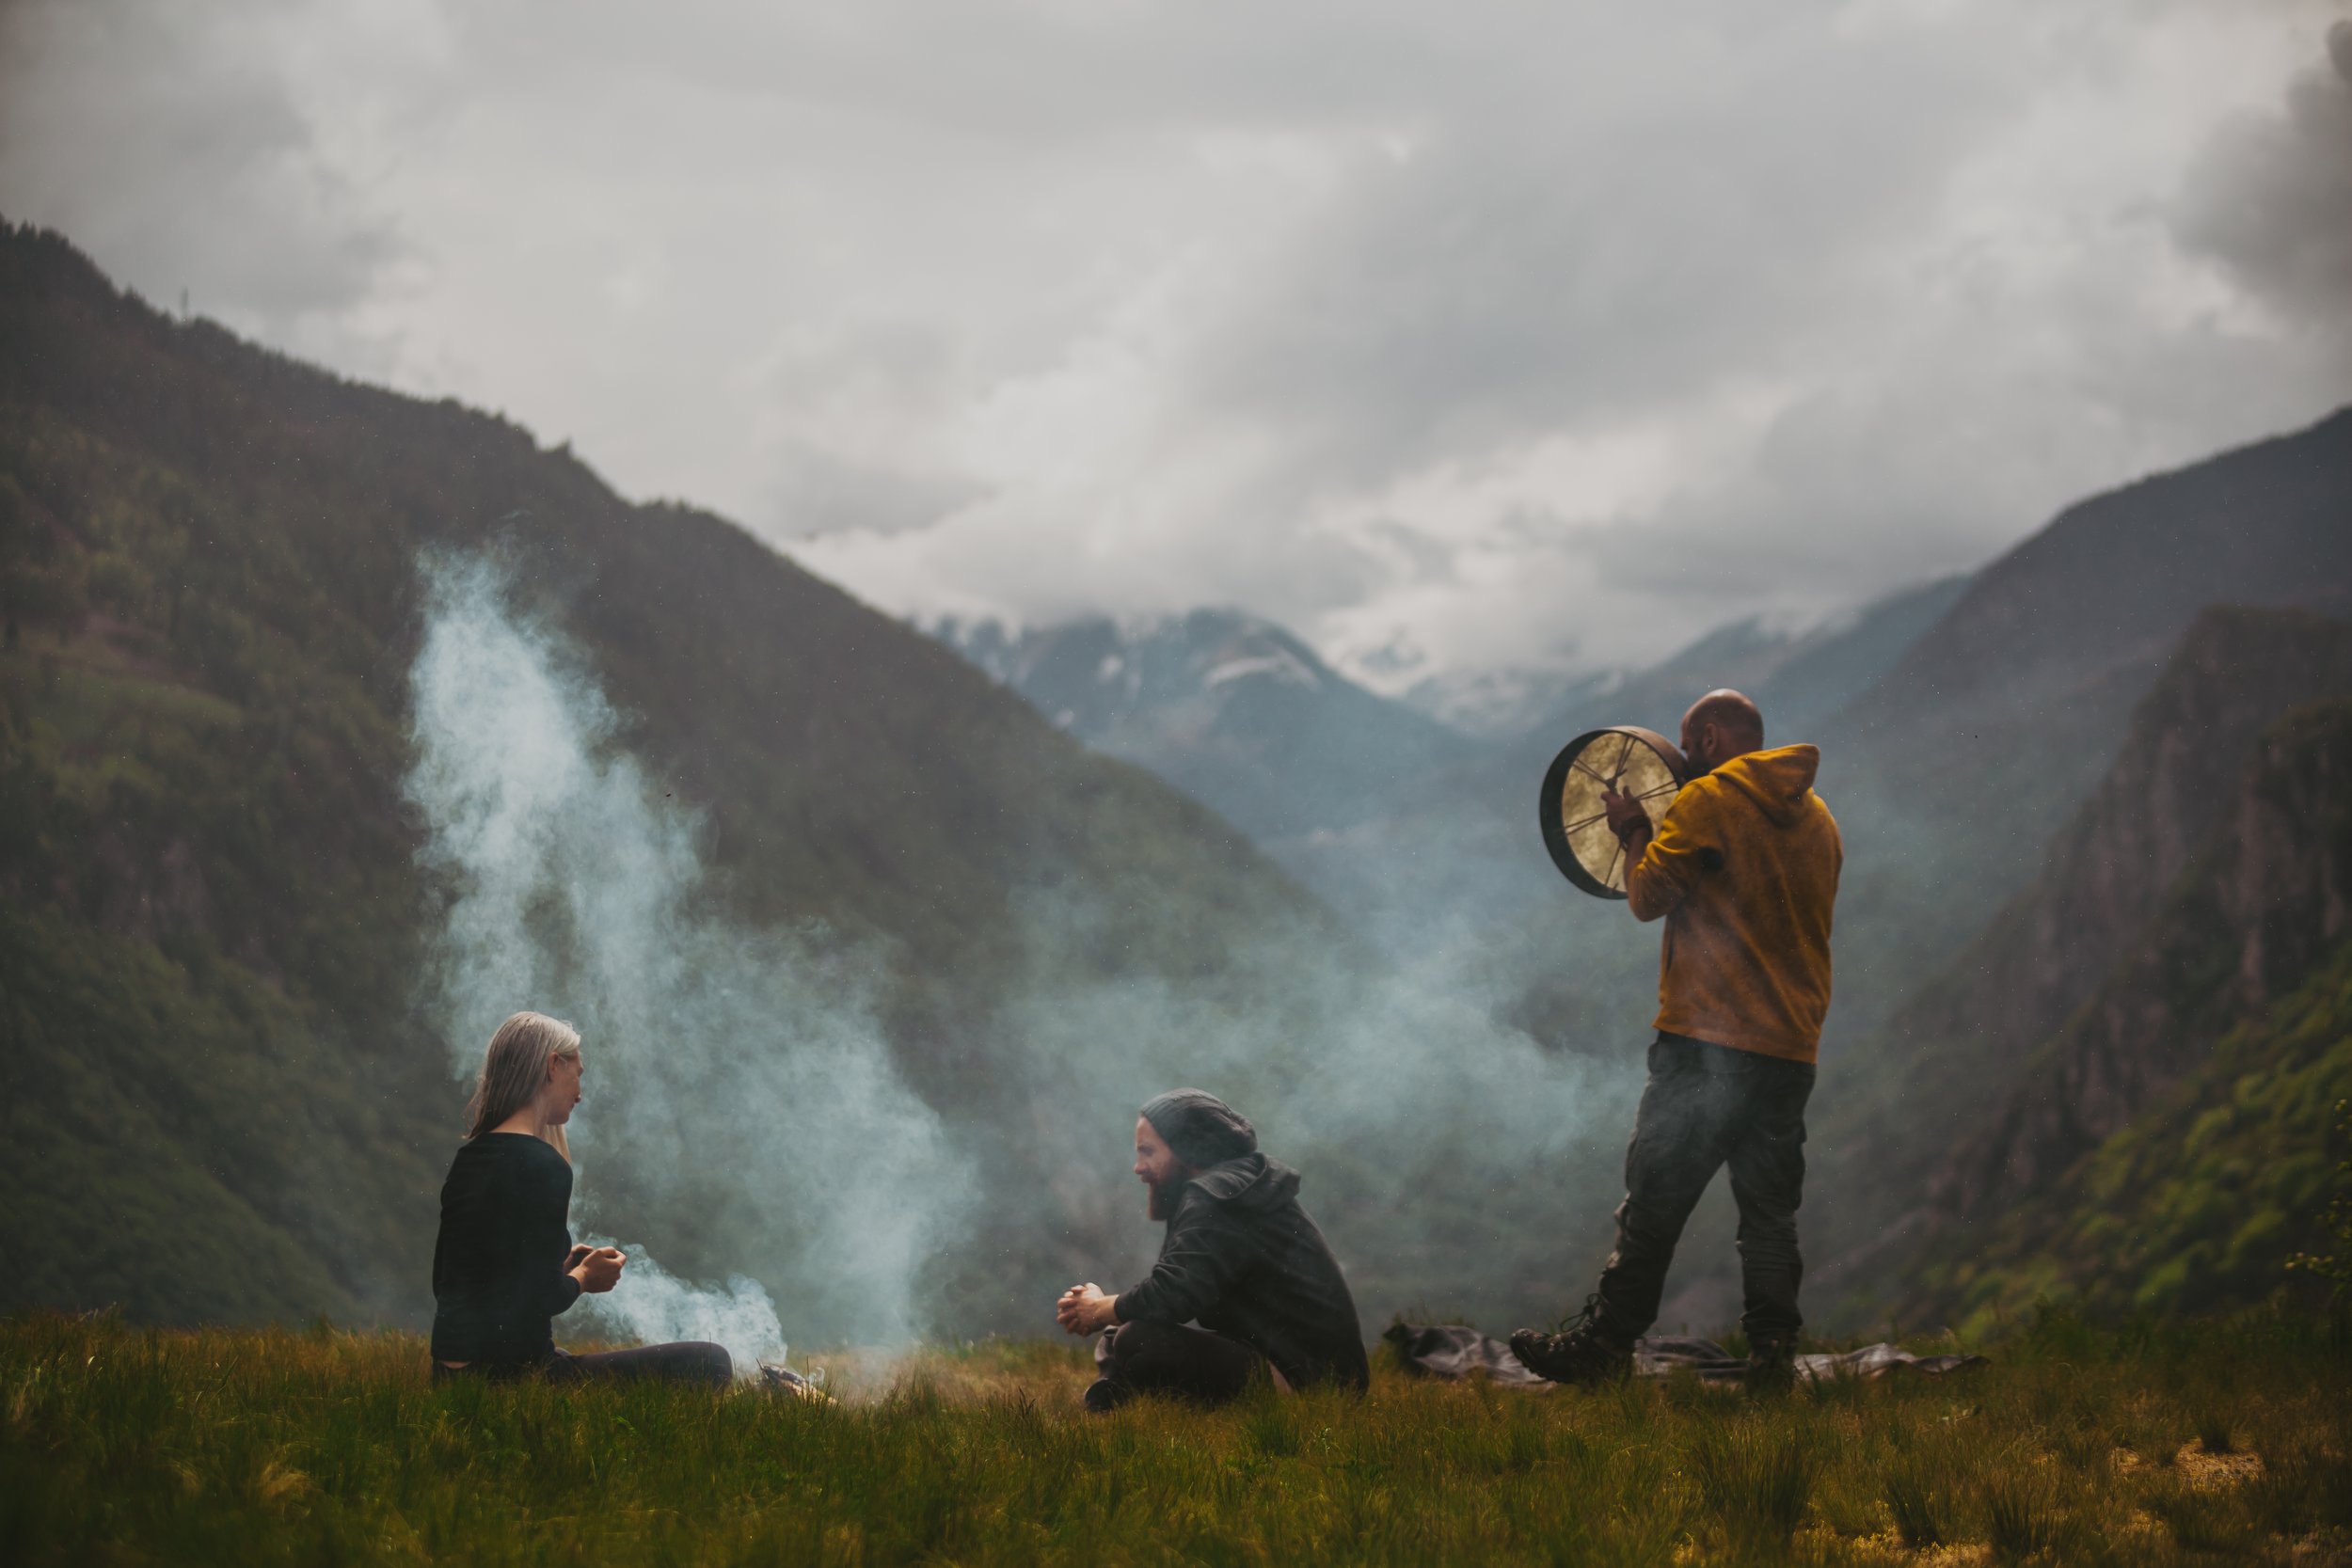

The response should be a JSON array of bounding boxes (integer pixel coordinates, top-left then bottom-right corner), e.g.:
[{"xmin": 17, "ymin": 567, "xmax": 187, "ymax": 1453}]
[{"xmin": 1709, "ymin": 744, "xmax": 1820, "ymax": 827}]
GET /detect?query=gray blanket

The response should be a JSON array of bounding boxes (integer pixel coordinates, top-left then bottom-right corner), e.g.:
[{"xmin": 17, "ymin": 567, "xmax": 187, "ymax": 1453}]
[{"xmin": 1384, "ymin": 1323, "xmax": 1984, "ymax": 1386}]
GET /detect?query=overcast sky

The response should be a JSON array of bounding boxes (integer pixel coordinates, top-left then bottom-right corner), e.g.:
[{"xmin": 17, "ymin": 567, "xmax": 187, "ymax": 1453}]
[{"xmin": 4, "ymin": 1, "xmax": 2348, "ymax": 697}]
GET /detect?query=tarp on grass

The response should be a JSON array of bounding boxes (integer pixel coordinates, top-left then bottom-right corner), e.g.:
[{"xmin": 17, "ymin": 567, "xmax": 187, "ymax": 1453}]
[{"xmin": 1383, "ymin": 1323, "xmax": 1985, "ymax": 1387}]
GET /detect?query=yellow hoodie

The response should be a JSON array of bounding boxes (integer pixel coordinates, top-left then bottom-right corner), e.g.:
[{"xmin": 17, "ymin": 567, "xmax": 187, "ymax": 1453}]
[{"xmin": 1626, "ymin": 744, "xmax": 1842, "ymax": 1064}]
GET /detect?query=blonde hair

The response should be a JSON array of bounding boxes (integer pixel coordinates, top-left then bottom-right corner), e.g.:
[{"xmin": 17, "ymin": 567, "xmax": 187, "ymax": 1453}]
[{"xmin": 463, "ymin": 1011, "xmax": 583, "ymax": 1161}]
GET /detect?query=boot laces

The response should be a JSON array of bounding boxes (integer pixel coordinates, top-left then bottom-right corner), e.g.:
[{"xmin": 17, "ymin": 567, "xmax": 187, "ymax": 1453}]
[{"xmin": 1550, "ymin": 1291, "xmax": 1606, "ymax": 1338}]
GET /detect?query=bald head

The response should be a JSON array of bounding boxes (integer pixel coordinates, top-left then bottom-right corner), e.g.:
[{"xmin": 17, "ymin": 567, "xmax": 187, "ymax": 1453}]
[{"xmin": 1680, "ymin": 689, "xmax": 1764, "ymax": 775}]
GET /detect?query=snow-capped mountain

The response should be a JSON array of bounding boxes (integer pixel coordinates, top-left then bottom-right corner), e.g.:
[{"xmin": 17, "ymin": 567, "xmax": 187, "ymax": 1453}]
[
  {"xmin": 1513, "ymin": 574, "xmax": 1972, "ymax": 766},
  {"xmin": 937, "ymin": 579, "xmax": 1970, "ymax": 928},
  {"xmin": 939, "ymin": 610, "xmax": 1480, "ymax": 853}
]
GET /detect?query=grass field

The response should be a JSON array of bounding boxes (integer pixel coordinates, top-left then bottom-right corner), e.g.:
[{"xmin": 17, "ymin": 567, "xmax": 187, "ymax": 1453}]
[{"xmin": 4, "ymin": 1308, "xmax": 2348, "ymax": 1565}]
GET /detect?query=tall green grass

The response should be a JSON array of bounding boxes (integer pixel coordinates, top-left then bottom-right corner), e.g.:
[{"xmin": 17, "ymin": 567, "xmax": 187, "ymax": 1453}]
[{"xmin": 2, "ymin": 1307, "xmax": 2347, "ymax": 1565}]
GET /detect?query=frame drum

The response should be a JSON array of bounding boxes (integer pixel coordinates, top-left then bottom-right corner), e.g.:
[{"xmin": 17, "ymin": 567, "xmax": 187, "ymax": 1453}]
[{"xmin": 1539, "ymin": 726, "xmax": 1689, "ymax": 899}]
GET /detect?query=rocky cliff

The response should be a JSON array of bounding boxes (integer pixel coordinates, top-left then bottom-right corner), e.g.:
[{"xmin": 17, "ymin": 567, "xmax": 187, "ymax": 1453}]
[
  {"xmin": 1908, "ymin": 698, "xmax": 2352, "ymax": 1324},
  {"xmin": 1809, "ymin": 411, "xmax": 2352, "ymax": 1059},
  {"xmin": 1932, "ymin": 691, "xmax": 2352, "ymax": 1219},
  {"xmin": 1837, "ymin": 610, "xmax": 2352, "ymax": 1221}
]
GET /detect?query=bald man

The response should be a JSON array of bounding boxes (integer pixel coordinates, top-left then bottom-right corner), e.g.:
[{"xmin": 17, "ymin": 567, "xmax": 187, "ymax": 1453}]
[{"xmin": 1513, "ymin": 689, "xmax": 1842, "ymax": 1387}]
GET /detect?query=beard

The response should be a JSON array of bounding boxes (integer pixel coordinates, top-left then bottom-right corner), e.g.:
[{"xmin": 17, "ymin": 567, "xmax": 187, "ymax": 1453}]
[{"xmin": 1145, "ymin": 1173, "xmax": 1182, "ymax": 1221}]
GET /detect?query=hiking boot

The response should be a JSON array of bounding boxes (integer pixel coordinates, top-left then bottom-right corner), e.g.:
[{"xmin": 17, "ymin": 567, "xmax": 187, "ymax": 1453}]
[
  {"xmin": 1082, "ymin": 1377, "xmax": 1132, "ymax": 1413},
  {"xmin": 1743, "ymin": 1338, "xmax": 1799, "ymax": 1396},
  {"xmin": 1510, "ymin": 1297, "xmax": 1634, "ymax": 1386}
]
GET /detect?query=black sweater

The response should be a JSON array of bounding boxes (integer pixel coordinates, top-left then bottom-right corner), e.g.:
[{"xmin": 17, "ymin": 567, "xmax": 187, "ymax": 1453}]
[
  {"xmin": 429, "ymin": 1132, "xmax": 582, "ymax": 1365},
  {"xmin": 1118, "ymin": 1153, "xmax": 1370, "ymax": 1391}
]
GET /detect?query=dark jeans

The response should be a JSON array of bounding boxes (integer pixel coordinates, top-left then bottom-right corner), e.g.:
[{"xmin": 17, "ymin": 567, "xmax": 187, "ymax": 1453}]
[
  {"xmin": 433, "ymin": 1341, "xmax": 734, "ymax": 1388},
  {"xmin": 1592, "ymin": 1033, "xmax": 1815, "ymax": 1347},
  {"xmin": 1091, "ymin": 1322, "xmax": 1264, "ymax": 1407}
]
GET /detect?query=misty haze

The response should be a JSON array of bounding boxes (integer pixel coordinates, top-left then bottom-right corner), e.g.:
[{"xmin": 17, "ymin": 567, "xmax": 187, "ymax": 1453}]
[{"xmin": 5, "ymin": 5, "xmax": 2352, "ymax": 1564}]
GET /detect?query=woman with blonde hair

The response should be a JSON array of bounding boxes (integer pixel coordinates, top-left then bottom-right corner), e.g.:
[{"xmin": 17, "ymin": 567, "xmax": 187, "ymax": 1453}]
[{"xmin": 429, "ymin": 1011, "xmax": 732, "ymax": 1386}]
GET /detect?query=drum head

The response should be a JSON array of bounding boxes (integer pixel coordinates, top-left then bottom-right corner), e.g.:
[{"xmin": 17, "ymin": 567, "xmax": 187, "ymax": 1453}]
[{"xmin": 1539, "ymin": 726, "xmax": 1689, "ymax": 899}]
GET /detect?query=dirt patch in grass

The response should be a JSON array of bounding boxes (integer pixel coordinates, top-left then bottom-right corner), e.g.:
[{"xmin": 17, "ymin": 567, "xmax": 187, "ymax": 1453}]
[{"xmin": 2176, "ymin": 1438, "xmax": 2265, "ymax": 1488}]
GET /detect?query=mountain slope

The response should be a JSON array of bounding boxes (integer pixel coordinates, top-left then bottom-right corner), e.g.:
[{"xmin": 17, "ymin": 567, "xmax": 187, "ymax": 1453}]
[
  {"xmin": 944, "ymin": 609, "xmax": 1474, "ymax": 856},
  {"xmin": 1800, "ymin": 610, "xmax": 2352, "ymax": 1309},
  {"xmin": 1401, "ymin": 574, "xmax": 1968, "ymax": 741},
  {"xmin": 1505, "ymin": 420, "xmax": 2352, "ymax": 1330},
  {"xmin": 1813, "ymin": 410, "xmax": 2352, "ymax": 1037},
  {"xmin": 1854, "ymin": 413, "xmax": 2352, "ymax": 724},
  {"xmin": 1764, "ymin": 417, "xmax": 2352, "ymax": 1324},
  {"xmin": 1220, "ymin": 574, "xmax": 1965, "ymax": 962},
  {"xmin": 1935, "ymin": 694, "xmax": 2352, "ymax": 1225},
  {"xmin": 0, "ymin": 221, "xmax": 1332, "ymax": 1326},
  {"xmin": 1907, "ymin": 699, "xmax": 2352, "ymax": 1327},
  {"xmin": 1517, "ymin": 574, "xmax": 1970, "ymax": 764}
]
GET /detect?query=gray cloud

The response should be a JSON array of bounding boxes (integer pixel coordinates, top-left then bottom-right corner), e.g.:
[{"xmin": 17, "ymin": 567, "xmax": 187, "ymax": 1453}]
[
  {"xmin": 0, "ymin": 0, "xmax": 405, "ymax": 340},
  {"xmin": 1193, "ymin": 15, "xmax": 2008, "ymax": 485},
  {"xmin": 755, "ymin": 318, "xmax": 984, "ymax": 537},
  {"xmin": 2, "ymin": 1, "xmax": 2345, "ymax": 688},
  {"xmin": 762, "ymin": 443, "xmax": 981, "ymax": 540},
  {"xmin": 2173, "ymin": 24, "xmax": 2352, "ymax": 344}
]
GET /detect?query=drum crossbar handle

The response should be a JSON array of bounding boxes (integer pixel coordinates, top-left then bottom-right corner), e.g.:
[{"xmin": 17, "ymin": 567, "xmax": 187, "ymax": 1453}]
[{"xmin": 1538, "ymin": 725, "xmax": 1690, "ymax": 901}]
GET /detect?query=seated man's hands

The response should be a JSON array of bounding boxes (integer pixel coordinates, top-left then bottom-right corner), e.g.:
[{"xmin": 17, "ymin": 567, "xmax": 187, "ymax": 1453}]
[
  {"xmin": 569, "ymin": 1245, "xmax": 626, "ymax": 1294},
  {"xmin": 1056, "ymin": 1282, "xmax": 1118, "ymax": 1336}
]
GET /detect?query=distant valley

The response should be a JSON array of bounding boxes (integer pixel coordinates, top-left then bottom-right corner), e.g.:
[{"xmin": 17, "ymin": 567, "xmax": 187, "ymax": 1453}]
[
  {"xmin": 6, "ymin": 214, "xmax": 2349, "ymax": 1345},
  {"xmin": 942, "ymin": 411, "xmax": 2352, "ymax": 1333}
]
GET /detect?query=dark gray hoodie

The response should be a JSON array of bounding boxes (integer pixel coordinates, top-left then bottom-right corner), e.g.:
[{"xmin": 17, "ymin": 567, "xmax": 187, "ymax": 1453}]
[{"xmin": 1117, "ymin": 1152, "xmax": 1370, "ymax": 1391}]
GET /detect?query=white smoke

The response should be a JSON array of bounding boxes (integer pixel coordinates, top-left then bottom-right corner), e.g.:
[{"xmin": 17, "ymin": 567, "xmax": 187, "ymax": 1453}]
[
  {"xmin": 401, "ymin": 546, "xmax": 1641, "ymax": 1346},
  {"xmin": 567, "ymin": 1238, "xmax": 796, "ymax": 1379},
  {"xmin": 404, "ymin": 550, "xmax": 968, "ymax": 1355},
  {"xmin": 983, "ymin": 893, "xmax": 1636, "ymax": 1316}
]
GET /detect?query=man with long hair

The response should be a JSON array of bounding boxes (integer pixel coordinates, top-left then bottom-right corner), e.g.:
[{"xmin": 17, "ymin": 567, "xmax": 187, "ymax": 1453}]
[{"xmin": 1056, "ymin": 1089, "xmax": 1369, "ymax": 1410}]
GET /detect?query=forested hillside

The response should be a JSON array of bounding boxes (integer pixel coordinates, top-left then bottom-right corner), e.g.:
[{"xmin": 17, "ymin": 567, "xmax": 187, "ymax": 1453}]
[
  {"xmin": 1907, "ymin": 698, "xmax": 2352, "ymax": 1326},
  {"xmin": 0, "ymin": 221, "xmax": 1334, "ymax": 1328},
  {"xmin": 1812, "ymin": 411, "xmax": 2352, "ymax": 1052},
  {"xmin": 6, "ymin": 214, "xmax": 2347, "ymax": 1341},
  {"xmin": 1804, "ymin": 609, "xmax": 2352, "ymax": 1314}
]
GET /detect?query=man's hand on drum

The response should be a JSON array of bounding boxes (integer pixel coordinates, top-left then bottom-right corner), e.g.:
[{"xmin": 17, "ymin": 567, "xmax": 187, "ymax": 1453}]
[{"xmin": 1601, "ymin": 786, "xmax": 1653, "ymax": 844}]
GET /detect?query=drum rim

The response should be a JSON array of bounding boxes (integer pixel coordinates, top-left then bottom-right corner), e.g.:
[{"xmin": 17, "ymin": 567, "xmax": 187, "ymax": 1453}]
[{"xmin": 1539, "ymin": 725, "xmax": 1690, "ymax": 899}]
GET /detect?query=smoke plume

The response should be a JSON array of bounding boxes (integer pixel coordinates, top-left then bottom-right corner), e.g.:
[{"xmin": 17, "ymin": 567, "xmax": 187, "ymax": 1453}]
[
  {"xmin": 403, "ymin": 546, "xmax": 1642, "ymax": 1353},
  {"xmin": 567, "ymin": 1239, "xmax": 797, "ymax": 1380},
  {"xmin": 404, "ymin": 551, "xmax": 968, "ymax": 1358}
]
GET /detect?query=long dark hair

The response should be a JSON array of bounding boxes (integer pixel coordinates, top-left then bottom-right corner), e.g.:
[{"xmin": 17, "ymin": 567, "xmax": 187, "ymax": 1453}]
[{"xmin": 463, "ymin": 1011, "xmax": 581, "ymax": 1161}]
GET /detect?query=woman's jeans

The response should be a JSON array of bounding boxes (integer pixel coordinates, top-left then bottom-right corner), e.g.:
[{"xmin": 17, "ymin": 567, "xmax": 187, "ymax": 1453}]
[
  {"xmin": 1592, "ymin": 1033, "xmax": 1816, "ymax": 1349},
  {"xmin": 433, "ymin": 1341, "xmax": 734, "ymax": 1388}
]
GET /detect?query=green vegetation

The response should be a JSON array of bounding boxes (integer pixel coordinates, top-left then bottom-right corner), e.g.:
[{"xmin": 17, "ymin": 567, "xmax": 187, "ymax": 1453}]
[
  {"xmin": 1915, "ymin": 942, "xmax": 2352, "ymax": 1332},
  {"xmin": 1810, "ymin": 613, "xmax": 2352, "ymax": 1329},
  {"xmin": 0, "ymin": 221, "xmax": 1338, "ymax": 1331},
  {"xmin": 5, "ymin": 1309, "xmax": 2349, "ymax": 1565},
  {"xmin": 5, "ymin": 216, "xmax": 2348, "ymax": 1360},
  {"xmin": 2288, "ymin": 1098, "xmax": 2352, "ymax": 1289},
  {"xmin": 1910, "ymin": 697, "xmax": 2352, "ymax": 1334},
  {"xmin": 0, "ymin": 904, "xmax": 440, "ymax": 1324}
]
